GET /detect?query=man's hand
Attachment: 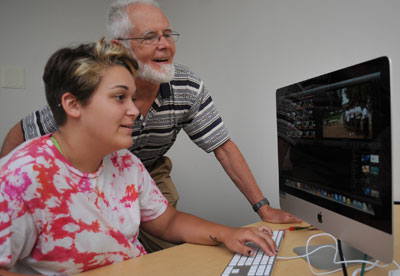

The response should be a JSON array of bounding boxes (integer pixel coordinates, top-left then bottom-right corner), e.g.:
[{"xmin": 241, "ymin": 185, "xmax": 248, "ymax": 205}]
[{"xmin": 257, "ymin": 204, "xmax": 302, "ymax": 224}]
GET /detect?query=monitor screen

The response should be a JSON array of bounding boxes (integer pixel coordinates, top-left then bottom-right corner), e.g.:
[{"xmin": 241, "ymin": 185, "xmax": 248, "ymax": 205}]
[{"xmin": 276, "ymin": 56, "xmax": 393, "ymax": 263}]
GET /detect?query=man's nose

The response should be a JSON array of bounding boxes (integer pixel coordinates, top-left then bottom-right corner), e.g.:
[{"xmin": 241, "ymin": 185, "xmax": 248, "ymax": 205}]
[{"xmin": 157, "ymin": 34, "xmax": 172, "ymax": 48}]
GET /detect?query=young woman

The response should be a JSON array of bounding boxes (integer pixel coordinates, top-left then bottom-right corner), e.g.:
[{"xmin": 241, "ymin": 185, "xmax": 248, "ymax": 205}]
[{"xmin": 0, "ymin": 39, "xmax": 277, "ymax": 275}]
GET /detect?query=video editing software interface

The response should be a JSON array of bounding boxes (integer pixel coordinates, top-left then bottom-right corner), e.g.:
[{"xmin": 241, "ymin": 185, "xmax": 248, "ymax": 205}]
[{"xmin": 277, "ymin": 57, "xmax": 391, "ymax": 233}]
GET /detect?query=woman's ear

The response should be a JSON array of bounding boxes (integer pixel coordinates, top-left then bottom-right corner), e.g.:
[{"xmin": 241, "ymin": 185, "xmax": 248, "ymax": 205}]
[{"xmin": 61, "ymin": 92, "xmax": 81, "ymax": 119}]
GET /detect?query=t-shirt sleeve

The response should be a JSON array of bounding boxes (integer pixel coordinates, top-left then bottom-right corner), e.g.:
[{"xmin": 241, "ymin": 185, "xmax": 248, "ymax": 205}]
[
  {"xmin": 134, "ymin": 158, "xmax": 168, "ymax": 222},
  {"xmin": 21, "ymin": 105, "xmax": 58, "ymax": 141},
  {"xmin": 179, "ymin": 72, "xmax": 231, "ymax": 153},
  {"xmin": 0, "ymin": 180, "xmax": 37, "ymax": 269}
]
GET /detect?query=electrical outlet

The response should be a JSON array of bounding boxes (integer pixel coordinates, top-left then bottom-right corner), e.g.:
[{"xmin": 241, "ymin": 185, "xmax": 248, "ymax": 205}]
[{"xmin": 1, "ymin": 65, "xmax": 25, "ymax": 89}]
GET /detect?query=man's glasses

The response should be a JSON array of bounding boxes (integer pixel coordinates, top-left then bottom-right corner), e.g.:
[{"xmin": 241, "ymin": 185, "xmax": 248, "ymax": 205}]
[{"xmin": 118, "ymin": 31, "xmax": 180, "ymax": 45}]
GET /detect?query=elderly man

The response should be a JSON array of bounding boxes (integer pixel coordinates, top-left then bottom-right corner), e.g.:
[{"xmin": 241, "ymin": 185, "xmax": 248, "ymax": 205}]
[{"xmin": 0, "ymin": 0, "xmax": 300, "ymax": 252}]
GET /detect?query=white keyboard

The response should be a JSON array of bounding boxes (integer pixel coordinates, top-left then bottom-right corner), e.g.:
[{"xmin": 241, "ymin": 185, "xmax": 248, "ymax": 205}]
[{"xmin": 221, "ymin": 230, "xmax": 284, "ymax": 276}]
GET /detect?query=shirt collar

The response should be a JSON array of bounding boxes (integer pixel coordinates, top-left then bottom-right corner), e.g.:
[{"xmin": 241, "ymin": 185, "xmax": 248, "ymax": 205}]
[{"xmin": 160, "ymin": 83, "xmax": 171, "ymax": 99}]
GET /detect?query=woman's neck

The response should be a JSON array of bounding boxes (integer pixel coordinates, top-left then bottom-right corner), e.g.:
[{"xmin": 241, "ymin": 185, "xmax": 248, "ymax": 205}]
[{"xmin": 52, "ymin": 128, "xmax": 105, "ymax": 173}]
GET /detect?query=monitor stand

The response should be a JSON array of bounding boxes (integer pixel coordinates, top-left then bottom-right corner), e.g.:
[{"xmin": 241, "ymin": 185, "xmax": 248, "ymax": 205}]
[{"xmin": 293, "ymin": 242, "xmax": 372, "ymax": 270}]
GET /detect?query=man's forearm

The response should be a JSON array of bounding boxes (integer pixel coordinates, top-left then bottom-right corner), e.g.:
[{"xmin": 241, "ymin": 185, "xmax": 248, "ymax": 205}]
[
  {"xmin": 214, "ymin": 139, "xmax": 302, "ymax": 224},
  {"xmin": 0, "ymin": 121, "xmax": 24, "ymax": 157},
  {"xmin": 213, "ymin": 139, "xmax": 264, "ymax": 205}
]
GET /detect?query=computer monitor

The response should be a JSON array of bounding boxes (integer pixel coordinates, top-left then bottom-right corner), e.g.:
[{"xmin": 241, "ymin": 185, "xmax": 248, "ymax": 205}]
[{"xmin": 276, "ymin": 56, "xmax": 393, "ymax": 268}]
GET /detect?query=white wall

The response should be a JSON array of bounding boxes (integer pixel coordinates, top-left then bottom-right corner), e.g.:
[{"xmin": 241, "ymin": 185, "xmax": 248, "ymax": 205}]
[
  {"xmin": 0, "ymin": 0, "xmax": 112, "ymax": 140},
  {"xmin": 162, "ymin": 0, "xmax": 400, "ymax": 226},
  {"xmin": 0, "ymin": 0, "xmax": 399, "ymax": 228}
]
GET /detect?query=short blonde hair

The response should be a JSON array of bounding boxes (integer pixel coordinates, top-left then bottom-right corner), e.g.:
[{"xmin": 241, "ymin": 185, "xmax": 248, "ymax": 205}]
[{"xmin": 43, "ymin": 38, "xmax": 138, "ymax": 126}]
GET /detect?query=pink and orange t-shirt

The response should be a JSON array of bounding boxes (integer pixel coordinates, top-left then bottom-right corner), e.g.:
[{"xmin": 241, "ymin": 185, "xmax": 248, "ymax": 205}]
[{"xmin": 0, "ymin": 135, "xmax": 168, "ymax": 275}]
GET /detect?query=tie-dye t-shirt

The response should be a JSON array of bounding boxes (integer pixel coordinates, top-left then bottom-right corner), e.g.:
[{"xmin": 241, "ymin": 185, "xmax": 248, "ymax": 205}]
[{"xmin": 0, "ymin": 135, "xmax": 168, "ymax": 275}]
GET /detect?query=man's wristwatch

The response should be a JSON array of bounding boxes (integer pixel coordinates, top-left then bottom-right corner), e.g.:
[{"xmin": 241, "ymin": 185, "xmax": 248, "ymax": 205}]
[{"xmin": 252, "ymin": 197, "xmax": 270, "ymax": 212}]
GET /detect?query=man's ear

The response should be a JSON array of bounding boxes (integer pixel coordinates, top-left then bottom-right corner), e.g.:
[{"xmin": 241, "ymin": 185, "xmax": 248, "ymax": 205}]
[
  {"xmin": 61, "ymin": 92, "xmax": 81, "ymax": 119},
  {"xmin": 111, "ymin": 39, "xmax": 135, "ymax": 53},
  {"xmin": 111, "ymin": 39, "xmax": 122, "ymax": 46}
]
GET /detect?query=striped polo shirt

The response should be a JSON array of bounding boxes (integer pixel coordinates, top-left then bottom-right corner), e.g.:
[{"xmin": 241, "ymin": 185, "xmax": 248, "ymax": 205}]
[{"xmin": 21, "ymin": 64, "xmax": 230, "ymax": 168}]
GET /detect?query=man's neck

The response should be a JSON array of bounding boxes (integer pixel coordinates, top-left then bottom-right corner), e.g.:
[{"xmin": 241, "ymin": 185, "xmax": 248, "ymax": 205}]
[
  {"xmin": 135, "ymin": 77, "xmax": 160, "ymax": 101},
  {"xmin": 135, "ymin": 78, "xmax": 161, "ymax": 116}
]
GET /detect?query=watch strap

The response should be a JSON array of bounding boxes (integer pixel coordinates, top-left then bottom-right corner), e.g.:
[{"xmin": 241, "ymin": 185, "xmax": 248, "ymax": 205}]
[{"xmin": 252, "ymin": 197, "xmax": 270, "ymax": 212}]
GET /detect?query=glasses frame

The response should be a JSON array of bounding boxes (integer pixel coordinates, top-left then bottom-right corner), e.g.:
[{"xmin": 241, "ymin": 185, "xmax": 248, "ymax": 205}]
[{"xmin": 118, "ymin": 31, "xmax": 180, "ymax": 45}]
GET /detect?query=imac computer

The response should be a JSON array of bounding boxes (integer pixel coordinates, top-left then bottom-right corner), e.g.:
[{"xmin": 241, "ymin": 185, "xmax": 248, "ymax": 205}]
[{"xmin": 276, "ymin": 56, "xmax": 393, "ymax": 268}]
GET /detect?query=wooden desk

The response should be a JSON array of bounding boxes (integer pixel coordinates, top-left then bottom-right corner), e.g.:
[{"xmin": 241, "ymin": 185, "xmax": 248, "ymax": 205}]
[{"xmin": 78, "ymin": 205, "xmax": 399, "ymax": 276}]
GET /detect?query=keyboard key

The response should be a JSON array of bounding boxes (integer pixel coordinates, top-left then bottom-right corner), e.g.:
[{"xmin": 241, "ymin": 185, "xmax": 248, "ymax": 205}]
[
  {"xmin": 268, "ymin": 255, "xmax": 276, "ymax": 264},
  {"xmin": 264, "ymin": 265, "xmax": 272, "ymax": 275},
  {"xmin": 260, "ymin": 254, "xmax": 269, "ymax": 265},
  {"xmin": 238, "ymin": 255, "xmax": 247, "ymax": 266},
  {"xmin": 253, "ymin": 253, "xmax": 263, "ymax": 265},
  {"xmin": 248, "ymin": 265, "xmax": 258, "ymax": 275},
  {"xmin": 245, "ymin": 257, "xmax": 255, "ymax": 266},
  {"xmin": 222, "ymin": 265, "xmax": 234, "ymax": 276},
  {"xmin": 256, "ymin": 264, "xmax": 266, "ymax": 275},
  {"xmin": 229, "ymin": 254, "xmax": 241, "ymax": 266}
]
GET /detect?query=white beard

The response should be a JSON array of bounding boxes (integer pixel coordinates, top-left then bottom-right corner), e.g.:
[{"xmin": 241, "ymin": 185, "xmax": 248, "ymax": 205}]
[
  {"xmin": 137, "ymin": 61, "xmax": 175, "ymax": 84},
  {"xmin": 125, "ymin": 46, "xmax": 175, "ymax": 84}
]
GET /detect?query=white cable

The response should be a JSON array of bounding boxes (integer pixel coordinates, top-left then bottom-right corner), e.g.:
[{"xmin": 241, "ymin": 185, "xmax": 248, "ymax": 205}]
[
  {"xmin": 304, "ymin": 233, "xmax": 342, "ymax": 275},
  {"xmin": 394, "ymin": 260, "xmax": 400, "ymax": 270},
  {"xmin": 351, "ymin": 260, "xmax": 380, "ymax": 276},
  {"xmin": 277, "ymin": 244, "xmax": 336, "ymax": 260},
  {"xmin": 276, "ymin": 232, "xmax": 390, "ymax": 276}
]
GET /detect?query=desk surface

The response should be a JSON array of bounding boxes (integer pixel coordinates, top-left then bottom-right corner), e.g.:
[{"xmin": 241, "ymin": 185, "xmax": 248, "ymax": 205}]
[{"xmin": 78, "ymin": 205, "xmax": 399, "ymax": 276}]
